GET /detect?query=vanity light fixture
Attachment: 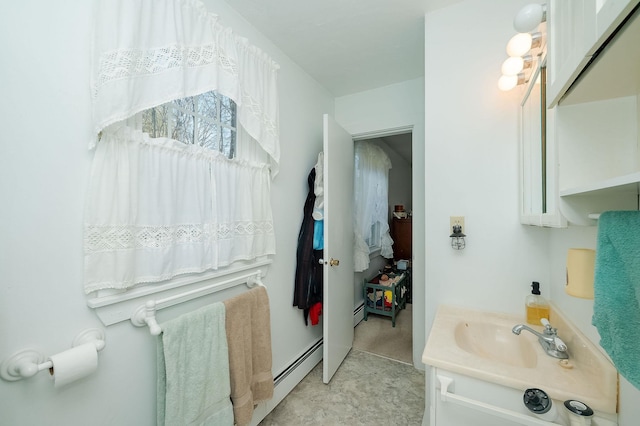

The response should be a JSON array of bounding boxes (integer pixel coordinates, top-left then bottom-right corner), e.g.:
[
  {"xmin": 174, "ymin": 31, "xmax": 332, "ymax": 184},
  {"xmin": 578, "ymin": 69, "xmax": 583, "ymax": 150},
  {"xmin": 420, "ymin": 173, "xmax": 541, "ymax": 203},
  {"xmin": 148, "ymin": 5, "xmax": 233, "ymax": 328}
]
[
  {"xmin": 506, "ymin": 32, "xmax": 543, "ymax": 57},
  {"xmin": 450, "ymin": 224, "xmax": 466, "ymax": 250},
  {"xmin": 514, "ymin": 3, "xmax": 547, "ymax": 33},
  {"xmin": 498, "ymin": 5, "xmax": 545, "ymax": 92},
  {"xmin": 498, "ymin": 72, "xmax": 526, "ymax": 91},
  {"xmin": 501, "ymin": 54, "xmax": 533, "ymax": 76},
  {"xmin": 498, "ymin": 33, "xmax": 542, "ymax": 91}
]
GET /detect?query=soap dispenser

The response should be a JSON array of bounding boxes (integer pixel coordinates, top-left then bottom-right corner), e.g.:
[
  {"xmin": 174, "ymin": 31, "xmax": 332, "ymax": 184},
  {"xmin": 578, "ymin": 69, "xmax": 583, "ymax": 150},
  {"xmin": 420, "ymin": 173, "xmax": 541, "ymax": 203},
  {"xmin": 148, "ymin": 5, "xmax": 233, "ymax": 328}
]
[{"xmin": 526, "ymin": 281, "xmax": 550, "ymax": 325}]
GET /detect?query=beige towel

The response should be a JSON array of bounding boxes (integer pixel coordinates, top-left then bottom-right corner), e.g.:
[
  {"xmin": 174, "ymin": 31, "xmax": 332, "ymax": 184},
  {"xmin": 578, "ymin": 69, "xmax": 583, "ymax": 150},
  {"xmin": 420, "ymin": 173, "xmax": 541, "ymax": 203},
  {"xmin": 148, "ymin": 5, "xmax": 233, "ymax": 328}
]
[{"xmin": 223, "ymin": 286, "xmax": 274, "ymax": 426}]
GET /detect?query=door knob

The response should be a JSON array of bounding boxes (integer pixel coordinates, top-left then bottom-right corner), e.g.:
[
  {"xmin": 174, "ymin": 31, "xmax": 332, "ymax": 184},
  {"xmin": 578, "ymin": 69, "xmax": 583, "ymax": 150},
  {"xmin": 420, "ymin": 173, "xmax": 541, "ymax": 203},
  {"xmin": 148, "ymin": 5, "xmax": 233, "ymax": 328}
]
[
  {"xmin": 318, "ymin": 258, "xmax": 340, "ymax": 266},
  {"xmin": 318, "ymin": 257, "xmax": 340, "ymax": 266}
]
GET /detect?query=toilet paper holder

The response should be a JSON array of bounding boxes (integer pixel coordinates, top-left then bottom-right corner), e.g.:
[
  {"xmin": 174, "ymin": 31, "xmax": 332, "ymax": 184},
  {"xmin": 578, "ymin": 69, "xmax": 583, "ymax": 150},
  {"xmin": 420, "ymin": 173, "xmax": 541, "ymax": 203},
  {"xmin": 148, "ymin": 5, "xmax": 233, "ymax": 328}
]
[{"xmin": 0, "ymin": 328, "xmax": 106, "ymax": 382}]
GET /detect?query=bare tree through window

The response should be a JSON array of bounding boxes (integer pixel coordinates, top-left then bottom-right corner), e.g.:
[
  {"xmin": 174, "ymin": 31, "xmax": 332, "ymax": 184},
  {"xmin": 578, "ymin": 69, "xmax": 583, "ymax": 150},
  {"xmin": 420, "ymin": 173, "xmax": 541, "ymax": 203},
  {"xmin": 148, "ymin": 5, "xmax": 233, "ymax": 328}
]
[{"xmin": 141, "ymin": 91, "xmax": 237, "ymax": 158}]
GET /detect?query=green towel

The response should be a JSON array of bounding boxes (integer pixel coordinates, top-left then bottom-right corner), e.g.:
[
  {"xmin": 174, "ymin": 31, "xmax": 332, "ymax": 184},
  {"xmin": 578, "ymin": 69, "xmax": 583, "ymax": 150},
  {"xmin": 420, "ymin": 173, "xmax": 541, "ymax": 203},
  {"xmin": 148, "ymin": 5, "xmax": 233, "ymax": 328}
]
[
  {"xmin": 592, "ymin": 210, "xmax": 640, "ymax": 390},
  {"xmin": 157, "ymin": 303, "xmax": 234, "ymax": 426}
]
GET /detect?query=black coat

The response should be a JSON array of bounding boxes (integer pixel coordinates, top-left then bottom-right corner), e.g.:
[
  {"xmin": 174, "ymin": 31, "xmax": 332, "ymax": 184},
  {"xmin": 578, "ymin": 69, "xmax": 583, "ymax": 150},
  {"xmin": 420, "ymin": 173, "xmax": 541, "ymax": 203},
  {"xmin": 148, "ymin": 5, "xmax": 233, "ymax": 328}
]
[{"xmin": 293, "ymin": 168, "xmax": 323, "ymax": 325}]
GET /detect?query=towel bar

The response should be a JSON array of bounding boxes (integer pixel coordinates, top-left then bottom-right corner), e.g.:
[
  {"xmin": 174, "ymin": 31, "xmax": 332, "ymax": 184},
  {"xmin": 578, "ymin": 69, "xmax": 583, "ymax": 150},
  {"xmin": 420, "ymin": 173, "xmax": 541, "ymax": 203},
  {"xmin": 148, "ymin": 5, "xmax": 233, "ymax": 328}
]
[{"xmin": 130, "ymin": 270, "xmax": 265, "ymax": 335}]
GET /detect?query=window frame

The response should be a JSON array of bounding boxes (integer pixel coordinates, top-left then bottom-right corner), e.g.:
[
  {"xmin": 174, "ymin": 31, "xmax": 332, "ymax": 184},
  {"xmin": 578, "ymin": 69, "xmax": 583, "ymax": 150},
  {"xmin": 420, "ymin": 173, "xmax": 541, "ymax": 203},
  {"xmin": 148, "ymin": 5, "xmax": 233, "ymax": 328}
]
[{"xmin": 366, "ymin": 221, "xmax": 382, "ymax": 252}]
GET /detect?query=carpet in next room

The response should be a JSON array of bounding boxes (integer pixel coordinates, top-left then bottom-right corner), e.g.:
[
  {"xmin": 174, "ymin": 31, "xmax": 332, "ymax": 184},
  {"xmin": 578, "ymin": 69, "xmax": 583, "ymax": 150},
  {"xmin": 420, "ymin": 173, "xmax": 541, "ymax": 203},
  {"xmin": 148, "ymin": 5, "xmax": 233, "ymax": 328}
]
[{"xmin": 353, "ymin": 303, "xmax": 413, "ymax": 364}]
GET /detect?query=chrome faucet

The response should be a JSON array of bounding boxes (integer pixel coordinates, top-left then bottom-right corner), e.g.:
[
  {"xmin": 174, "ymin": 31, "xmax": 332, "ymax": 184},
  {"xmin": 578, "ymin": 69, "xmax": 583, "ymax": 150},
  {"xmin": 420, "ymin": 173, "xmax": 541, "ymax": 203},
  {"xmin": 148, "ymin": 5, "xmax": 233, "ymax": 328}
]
[{"xmin": 512, "ymin": 318, "xmax": 569, "ymax": 359}]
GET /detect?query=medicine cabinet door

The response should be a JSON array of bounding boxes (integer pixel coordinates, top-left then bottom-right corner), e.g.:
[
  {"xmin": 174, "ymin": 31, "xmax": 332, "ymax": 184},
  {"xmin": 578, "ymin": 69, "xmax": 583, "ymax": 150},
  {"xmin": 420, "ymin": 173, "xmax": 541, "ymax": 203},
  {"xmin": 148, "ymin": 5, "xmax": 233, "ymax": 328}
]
[{"xmin": 519, "ymin": 62, "xmax": 566, "ymax": 228}]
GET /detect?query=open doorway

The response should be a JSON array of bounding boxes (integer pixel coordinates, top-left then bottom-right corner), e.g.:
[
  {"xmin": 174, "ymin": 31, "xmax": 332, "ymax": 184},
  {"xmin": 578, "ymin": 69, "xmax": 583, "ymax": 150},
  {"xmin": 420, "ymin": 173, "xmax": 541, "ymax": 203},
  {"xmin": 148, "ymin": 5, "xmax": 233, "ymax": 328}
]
[{"xmin": 352, "ymin": 131, "xmax": 413, "ymax": 364}]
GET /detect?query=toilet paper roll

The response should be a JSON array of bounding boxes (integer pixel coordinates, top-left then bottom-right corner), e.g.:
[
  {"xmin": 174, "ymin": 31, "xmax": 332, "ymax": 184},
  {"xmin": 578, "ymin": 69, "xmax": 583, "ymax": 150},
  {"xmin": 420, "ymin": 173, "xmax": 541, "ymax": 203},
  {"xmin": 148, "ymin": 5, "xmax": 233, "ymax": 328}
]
[
  {"xmin": 48, "ymin": 342, "xmax": 98, "ymax": 387},
  {"xmin": 566, "ymin": 248, "xmax": 596, "ymax": 299}
]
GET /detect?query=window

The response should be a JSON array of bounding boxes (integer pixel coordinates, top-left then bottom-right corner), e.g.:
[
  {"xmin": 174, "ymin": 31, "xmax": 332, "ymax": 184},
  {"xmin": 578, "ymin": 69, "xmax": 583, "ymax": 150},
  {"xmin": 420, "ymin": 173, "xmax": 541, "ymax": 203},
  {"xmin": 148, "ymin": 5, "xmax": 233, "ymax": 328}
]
[
  {"xmin": 140, "ymin": 90, "xmax": 237, "ymax": 158},
  {"xmin": 366, "ymin": 222, "xmax": 382, "ymax": 251},
  {"xmin": 353, "ymin": 141, "xmax": 394, "ymax": 272}
]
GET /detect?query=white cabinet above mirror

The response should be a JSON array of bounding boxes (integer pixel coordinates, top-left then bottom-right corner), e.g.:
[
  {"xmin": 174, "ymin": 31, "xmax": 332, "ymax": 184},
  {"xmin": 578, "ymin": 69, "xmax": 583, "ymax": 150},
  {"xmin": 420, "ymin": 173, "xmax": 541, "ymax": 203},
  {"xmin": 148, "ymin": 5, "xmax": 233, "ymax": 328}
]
[
  {"xmin": 547, "ymin": 0, "xmax": 639, "ymax": 108},
  {"xmin": 548, "ymin": 1, "xmax": 640, "ymax": 225},
  {"xmin": 546, "ymin": 0, "xmax": 597, "ymax": 108}
]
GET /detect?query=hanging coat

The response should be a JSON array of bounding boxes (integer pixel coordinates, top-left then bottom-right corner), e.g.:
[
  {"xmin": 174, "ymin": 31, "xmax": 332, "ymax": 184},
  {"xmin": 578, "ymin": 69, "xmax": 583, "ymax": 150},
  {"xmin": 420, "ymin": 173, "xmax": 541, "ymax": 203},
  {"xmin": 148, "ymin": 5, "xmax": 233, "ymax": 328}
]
[{"xmin": 293, "ymin": 168, "xmax": 323, "ymax": 325}]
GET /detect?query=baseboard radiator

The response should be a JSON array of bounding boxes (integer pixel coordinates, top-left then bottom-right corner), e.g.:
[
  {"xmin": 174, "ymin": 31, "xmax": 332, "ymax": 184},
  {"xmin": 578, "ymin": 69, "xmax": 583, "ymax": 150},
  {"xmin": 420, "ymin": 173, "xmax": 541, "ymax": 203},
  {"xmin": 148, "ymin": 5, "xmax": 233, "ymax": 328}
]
[
  {"xmin": 353, "ymin": 302, "xmax": 365, "ymax": 326},
  {"xmin": 274, "ymin": 338, "xmax": 323, "ymax": 386}
]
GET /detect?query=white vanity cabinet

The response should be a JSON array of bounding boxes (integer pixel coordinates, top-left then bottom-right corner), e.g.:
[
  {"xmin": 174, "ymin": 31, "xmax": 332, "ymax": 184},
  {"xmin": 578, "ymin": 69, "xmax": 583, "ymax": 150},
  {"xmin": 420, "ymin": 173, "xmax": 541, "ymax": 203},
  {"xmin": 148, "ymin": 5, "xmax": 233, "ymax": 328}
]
[
  {"xmin": 548, "ymin": 2, "xmax": 640, "ymax": 225},
  {"xmin": 430, "ymin": 368, "xmax": 547, "ymax": 426},
  {"xmin": 429, "ymin": 368, "xmax": 618, "ymax": 426}
]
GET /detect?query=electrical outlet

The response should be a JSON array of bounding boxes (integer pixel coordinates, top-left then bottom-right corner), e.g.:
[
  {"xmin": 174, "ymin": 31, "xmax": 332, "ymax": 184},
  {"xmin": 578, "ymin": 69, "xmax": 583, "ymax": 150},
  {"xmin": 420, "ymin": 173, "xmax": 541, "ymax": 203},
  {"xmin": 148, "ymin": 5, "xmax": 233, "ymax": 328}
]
[{"xmin": 450, "ymin": 216, "xmax": 465, "ymax": 234}]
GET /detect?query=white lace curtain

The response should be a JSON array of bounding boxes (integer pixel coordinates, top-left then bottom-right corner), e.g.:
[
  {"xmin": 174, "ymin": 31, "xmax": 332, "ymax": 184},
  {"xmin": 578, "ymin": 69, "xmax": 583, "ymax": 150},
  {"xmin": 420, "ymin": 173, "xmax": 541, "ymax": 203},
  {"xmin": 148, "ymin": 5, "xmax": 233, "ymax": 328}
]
[
  {"xmin": 84, "ymin": 0, "xmax": 279, "ymax": 293},
  {"xmin": 354, "ymin": 142, "xmax": 393, "ymax": 272}
]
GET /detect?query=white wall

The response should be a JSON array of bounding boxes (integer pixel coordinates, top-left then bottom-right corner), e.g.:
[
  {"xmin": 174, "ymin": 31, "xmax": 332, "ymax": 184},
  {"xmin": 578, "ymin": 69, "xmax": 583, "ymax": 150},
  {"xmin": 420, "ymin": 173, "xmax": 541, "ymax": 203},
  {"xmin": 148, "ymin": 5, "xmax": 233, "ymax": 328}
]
[
  {"xmin": 424, "ymin": 0, "xmax": 548, "ymax": 336},
  {"xmin": 0, "ymin": 1, "xmax": 333, "ymax": 424},
  {"xmin": 336, "ymin": 77, "xmax": 426, "ymax": 368}
]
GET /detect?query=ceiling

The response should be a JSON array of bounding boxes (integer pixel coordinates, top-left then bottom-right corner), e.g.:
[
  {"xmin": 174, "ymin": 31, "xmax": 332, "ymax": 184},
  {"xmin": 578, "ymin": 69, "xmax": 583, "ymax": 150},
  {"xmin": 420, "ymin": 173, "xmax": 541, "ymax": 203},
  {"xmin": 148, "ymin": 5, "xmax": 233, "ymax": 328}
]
[
  {"xmin": 223, "ymin": 1, "xmax": 464, "ymax": 163},
  {"xmin": 224, "ymin": 0, "xmax": 462, "ymax": 97}
]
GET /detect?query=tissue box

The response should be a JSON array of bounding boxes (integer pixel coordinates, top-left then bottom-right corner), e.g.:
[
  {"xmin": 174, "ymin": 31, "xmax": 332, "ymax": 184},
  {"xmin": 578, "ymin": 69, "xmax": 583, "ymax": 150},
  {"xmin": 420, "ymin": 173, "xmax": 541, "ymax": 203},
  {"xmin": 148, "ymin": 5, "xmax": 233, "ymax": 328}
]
[{"xmin": 397, "ymin": 260, "xmax": 409, "ymax": 270}]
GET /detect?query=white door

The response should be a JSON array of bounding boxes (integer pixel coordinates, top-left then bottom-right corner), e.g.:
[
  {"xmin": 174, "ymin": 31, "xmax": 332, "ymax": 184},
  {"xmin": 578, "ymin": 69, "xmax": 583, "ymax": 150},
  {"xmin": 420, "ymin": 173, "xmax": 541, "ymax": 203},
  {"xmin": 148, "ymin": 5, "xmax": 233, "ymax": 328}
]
[{"xmin": 322, "ymin": 114, "xmax": 354, "ymax": 384}]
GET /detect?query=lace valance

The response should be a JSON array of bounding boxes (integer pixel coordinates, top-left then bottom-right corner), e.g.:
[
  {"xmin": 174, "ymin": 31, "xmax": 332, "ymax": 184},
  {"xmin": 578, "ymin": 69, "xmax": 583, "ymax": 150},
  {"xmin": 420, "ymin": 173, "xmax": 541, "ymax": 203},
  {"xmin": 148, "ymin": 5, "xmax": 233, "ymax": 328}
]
[{"xmin": 91, "ymin": 0, "xmax": 280, "ymax": 175}]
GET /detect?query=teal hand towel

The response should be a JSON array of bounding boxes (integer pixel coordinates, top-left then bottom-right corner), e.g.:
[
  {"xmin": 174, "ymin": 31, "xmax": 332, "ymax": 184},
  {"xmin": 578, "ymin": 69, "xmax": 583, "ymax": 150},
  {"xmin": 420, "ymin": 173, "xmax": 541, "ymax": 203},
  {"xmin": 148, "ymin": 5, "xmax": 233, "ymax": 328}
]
[
  {"xmin": 592, "ymin": 210, "xmax": 640, "ymax": 390},
  {"xmin": 157, "ymin": 303, "xmax": 234, "ymax": 426}
]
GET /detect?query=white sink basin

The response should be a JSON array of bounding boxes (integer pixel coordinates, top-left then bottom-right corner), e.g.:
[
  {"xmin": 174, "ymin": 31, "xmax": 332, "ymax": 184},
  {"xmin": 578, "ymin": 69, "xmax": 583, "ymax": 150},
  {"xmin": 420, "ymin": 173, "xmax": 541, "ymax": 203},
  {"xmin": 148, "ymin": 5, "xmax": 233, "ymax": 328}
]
[
  {"xmin": 454, "ymin": 320, "xmax": 537, "ymax": 368},
  {"xmin": 422, "ymin": 305, "xmax": 618, "ymax": 415}
]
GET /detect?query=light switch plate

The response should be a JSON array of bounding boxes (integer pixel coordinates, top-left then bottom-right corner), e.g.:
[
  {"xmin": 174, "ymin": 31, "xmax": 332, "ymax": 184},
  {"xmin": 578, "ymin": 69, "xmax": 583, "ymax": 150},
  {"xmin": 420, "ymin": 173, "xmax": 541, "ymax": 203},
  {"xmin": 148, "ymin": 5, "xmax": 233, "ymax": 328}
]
[{"xmin": 450, "ymin": 216, "xmax": 465, "ymax": 234}]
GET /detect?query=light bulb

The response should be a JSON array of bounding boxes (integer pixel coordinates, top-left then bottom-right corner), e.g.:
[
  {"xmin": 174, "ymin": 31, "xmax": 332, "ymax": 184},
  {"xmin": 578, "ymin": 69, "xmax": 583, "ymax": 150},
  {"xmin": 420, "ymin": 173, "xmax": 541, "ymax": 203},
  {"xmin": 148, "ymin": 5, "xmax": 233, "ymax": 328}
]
[
  {"xmin": 506, "ymin": 33, "xmax": 533, "ymax": 57},
  {"xmin": 501, "ymin": 56, "xmax": 525, "ymax": 75},
  {"xmin": 514, "ymin": 3, "xmax": 546, "ymax": 33},
  {"xmin": 498, "ymin": 74, "xmax": 518, "ymax": 91},
  {"xmin": 498, "ymin": 73, "xmax": 525, "ymax": 91}
]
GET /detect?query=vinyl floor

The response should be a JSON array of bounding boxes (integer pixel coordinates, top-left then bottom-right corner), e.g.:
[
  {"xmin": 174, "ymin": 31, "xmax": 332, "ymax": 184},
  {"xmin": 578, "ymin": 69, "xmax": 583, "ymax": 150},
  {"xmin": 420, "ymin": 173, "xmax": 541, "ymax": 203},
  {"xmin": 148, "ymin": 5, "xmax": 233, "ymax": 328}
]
[{"xmin": 260, "ymin": 305, "xmax": 424, "ymax": 426}]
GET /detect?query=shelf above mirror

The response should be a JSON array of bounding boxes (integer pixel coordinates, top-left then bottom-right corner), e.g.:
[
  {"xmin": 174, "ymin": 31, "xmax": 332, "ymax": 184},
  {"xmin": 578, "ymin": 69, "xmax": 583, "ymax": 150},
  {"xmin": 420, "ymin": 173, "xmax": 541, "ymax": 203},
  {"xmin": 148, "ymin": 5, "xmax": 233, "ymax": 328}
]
[{"xmin": 560, "ymin": 171, "xmax": 640, "ymax": 197}]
